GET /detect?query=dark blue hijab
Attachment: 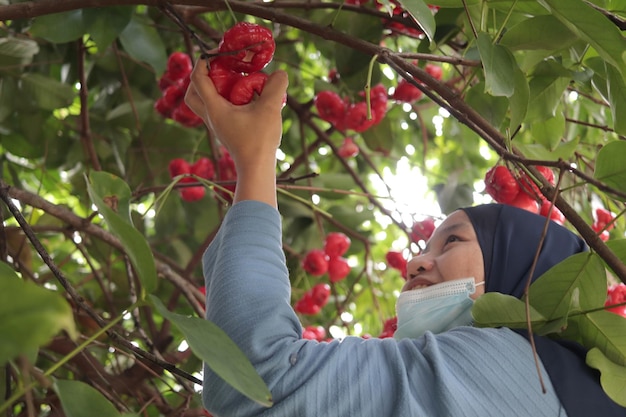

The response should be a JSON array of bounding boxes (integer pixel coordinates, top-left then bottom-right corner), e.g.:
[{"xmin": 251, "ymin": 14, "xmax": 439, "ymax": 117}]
[{"xmin": 461, "ymin": 204, "xmax": 626, "ymax": 416}]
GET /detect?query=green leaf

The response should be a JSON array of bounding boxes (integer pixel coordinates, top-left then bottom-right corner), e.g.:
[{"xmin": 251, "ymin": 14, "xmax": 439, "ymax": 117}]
[
  {"xmin": 29, "ymin": 10, "xmax": 86, "ymax": 43},
  {"xmin": 529, "ymin": 112, "xmax": 565, "ymax": 151},
  {"xmin": 605, "ymin": 240, "xmax": 626, "ymax": 271},
  {"xmin": 86, "ymin": 172, "xmax": 157, "ymax": 294},
  {"xmin": 508, "ymin": 63, "xmax": 530, "ymax": 132},
  {"xmin": 476, "ymin": 32, "xmax": 515, "ymax": 97},
  {"xmin": 527, "ymin": 252, "xmax": 606, "ymax": 320},
  {"xmin": 82, "ymin": 7, "xmax": 133, "ymax": 50},
  {"xmin": 538, "ymin": 0, "xmax": 626, "ymax": 78},
  {"xmin": 118, "ymin": 15, "xmax": 167, "ymax": 74},
  {"xmin": 594, "ymin": 141, "xmax": 626, "ymax": 198},
  {"xmin": 500, "ymin": 15, "xmax": 577, "ymax": 51},
  {"xmin": 398, "ymin": 0, "xmax": 436, "ymax": 46},
  {"xmin": 55, "ymin": 379, "xmax": 123, "ymax": 417},
  {"xmin": 465, "ymin": 82, "xmax": 508, "ymax": 129},
  {"xmin": 606, "ymin": 63, "xmax": 626, "ymax": 136},
  {"xmin": 586, "ymin": 348, "xmax": 626, "ymax": 407},
  {"xmin": 0, "ymin": 37, "xmax": 39, "ymax": 69},
  {"xmin": 525, "ymin": 73, "xmax": 570, "ymax": 122},
  {"xmin": 472, "ymin": 292, "xmax": 547, "ymax": 329},
  {"xmin": 515, "ymin": 138, "xmax": 579, "ymax": 161},
  {"xmin": 0, "ymin": 263, "xmax": 77, "ymax": 365},
  {"xmin": 149, "ymin": 296, "xmax": 273, "ymax": 407},
  {"xmin": 20, "ymin": 73, "xmax": 75, "ymax": 111},
  {"xmin": 575, "ymin": 311, "xmax": 626, "ymax": 366}
]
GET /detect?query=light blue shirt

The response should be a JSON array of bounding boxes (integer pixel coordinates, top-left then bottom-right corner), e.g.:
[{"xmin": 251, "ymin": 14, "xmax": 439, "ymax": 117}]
[{"xmin": 202, "ymin": 200, "xmax": 566, "ymax": 417}]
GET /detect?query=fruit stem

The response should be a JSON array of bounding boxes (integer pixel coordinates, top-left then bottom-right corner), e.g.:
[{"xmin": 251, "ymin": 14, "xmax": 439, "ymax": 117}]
[{"xmin": 365, "ymin": 54, "xmax": 379, "ymax": 120}]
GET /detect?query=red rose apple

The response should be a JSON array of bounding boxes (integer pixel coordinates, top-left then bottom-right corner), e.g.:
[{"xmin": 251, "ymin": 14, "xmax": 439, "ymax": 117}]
[
  {"xmin": 484, "ymin": 165, "xmax": 520, "ymax": 204},
  {"xmin": 302, "ymin": 249, "xmax": 329, "ymax": 276},
  {"xmin": 217, "ymin": 22, "xmax": 275, "ymax": 73},
  {"xmin": 328, "ymin": 256, "xmax": 350, "ymax": 283}
]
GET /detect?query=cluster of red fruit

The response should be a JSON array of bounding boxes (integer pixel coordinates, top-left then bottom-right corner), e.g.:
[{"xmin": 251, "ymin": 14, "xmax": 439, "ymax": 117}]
[
  {"xmin": 392, "ymin": 63, "xmax": 443, "ymax": 104},
  {"xmin": 208, "ymin": 22, "xmax": 275, "ymax": 105},
  {"xmin": 168, "ymin": 157, "xmax": 214, "ymax": 202},
  {"xmin": 294, "ymin": 283, "xmax": 332, "ymax": 315},
  {"xmin": 295, "ymin": 232, "xmax": 352, "ymax": 315},
  {"xmin": 605, "ymin": 283, "xmax": 626, "ymax": 317},
  {"xmin": 155, "ymin": 52, "xmax": 203, "ymax": 128},
  {"xmin": 314, "ymin": 84, "xmax": 388, "ymax": 133},
  {"xmin": 302, "ymin": 325, "xmax": 327, "ymax": 342},
  {"xmin": 484, "ymin": 164, "xmax": 565, "ymax": 224},
  {"xmin": 302, "ymin": 232, "xmax": 352, "ymax": 282},
  {"xmin": 593, "ymin": 207, "xmax": 616, "ymax": 242},
  {"xmin": 167, "ymin": 148, "xmax": 237, "ymax": 203}
]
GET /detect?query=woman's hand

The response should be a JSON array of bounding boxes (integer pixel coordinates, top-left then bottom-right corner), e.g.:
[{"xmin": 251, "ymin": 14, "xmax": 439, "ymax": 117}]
[{"xmin": 185, "ymin": 57, "xmax": 289, "ymax": 208}]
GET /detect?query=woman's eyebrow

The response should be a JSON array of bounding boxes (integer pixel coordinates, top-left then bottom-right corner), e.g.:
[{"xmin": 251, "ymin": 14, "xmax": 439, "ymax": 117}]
[{"xmin": 423, "ymin": 222, "xmax": 471, "ymax": 253}]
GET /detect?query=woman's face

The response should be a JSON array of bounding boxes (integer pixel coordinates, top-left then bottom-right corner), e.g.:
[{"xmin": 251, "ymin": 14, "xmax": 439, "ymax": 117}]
[{"xmin": 402, "ymin": 210, "xmax": 485, "ymax": 299}]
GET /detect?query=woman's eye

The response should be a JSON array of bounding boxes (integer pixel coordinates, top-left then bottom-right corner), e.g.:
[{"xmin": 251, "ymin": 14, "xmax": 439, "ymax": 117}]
[{"xmin": 445, "ymin": 235, "xmax": 461, "ymax": 245}]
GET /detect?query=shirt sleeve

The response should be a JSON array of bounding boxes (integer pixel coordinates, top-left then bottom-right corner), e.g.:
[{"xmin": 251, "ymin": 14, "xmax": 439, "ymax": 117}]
[{"xmin": 201, "ymin": 200, "xmax": 567, "ymax": 417}]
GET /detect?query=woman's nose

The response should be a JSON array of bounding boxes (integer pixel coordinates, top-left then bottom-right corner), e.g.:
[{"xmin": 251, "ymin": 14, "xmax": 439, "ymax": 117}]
[{"xmin": 406, "ymin": 253, "xmax": 434, "ymax": 278}]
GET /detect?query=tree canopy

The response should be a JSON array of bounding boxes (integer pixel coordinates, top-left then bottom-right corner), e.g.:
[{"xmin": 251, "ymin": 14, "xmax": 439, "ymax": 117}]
[{"xmin": 1, "ymin": 0, "xmax": 626, "ymax": 415}]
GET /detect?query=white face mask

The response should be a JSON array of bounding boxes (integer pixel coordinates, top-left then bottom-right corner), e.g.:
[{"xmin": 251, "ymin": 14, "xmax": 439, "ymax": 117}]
[{"xmin": 393, "ymin": 277, "xmax": 484, "ymax": 340}]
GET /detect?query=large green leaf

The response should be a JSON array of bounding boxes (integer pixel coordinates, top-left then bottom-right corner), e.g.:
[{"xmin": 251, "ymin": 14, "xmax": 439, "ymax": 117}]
[
  {"xmin": 150, "ymin": 296, "xmax": 273, "ymax": 407},
  {"xmin": 118, "ymin": 15, "xmax": 167, "ymax": 75},
  {"xmin": 515, "ymin": 137, "xmax": 578, "ymax": 161},
  {"xmin": 528, "ymin": 112, "xmax": 564, "ymax": 151},
  {"xmin": 29, "ymin": 10, "xmax": 86, "ymax": 43},
  {"xmin": 0, "ymin": 263, "xmax": 76, "ymax": 365},
  {"xmin": 20, "ymin": 73, "xmax": 75, "ymax": 111},
  {"xmin": 477, "ymin": 32, "xmax": 515, "ymax": 97},
  {"xmin": 472, "ymin": 292, "xmax": 547, "ymax": 329},
  {"xmin": 527, "ymin": 252, "xmax": 606, "ymax": 321},
  {"xmin": 538, "ymin": 0, "xmax": 626, "ymax": 78},
  {"xmin": 500, "ymin": 14, "xmax": 577, "ymax": 51},
  {"xmin": 574, "ymin": 311, "xmax": 626, "ymax": 366},
  {"xmin": 606, "ymin": 63, "xmax": 626, "ymax": 136},
  {"xmin": 508, "ymin": 62, "xmax": 530, "ymax": 132},
  {"xmin": 594, "ymin": 141, "xmax": 626, "ymax": 198},
  {"xmin": 82, "ymin": 7, "xmax": 133, "ymax": 50},
  {"xmin": 605, "ymin": 240, "xmax": 626, "ymax": 271},
  {"xmin": 398, "ymin": 0, "xmax": 436, "ymax": 45},
  {"xmin": 86, "ymin": 172, "xmax": 158, "ymax": 294},
  {"xmin": 525, "ymin": 71, "xmax": 570, "ymax": 122},
  {"xmin": 56, "ymin": 379, "xmax": 124, "ymax": 417},
  {"xmin": 465, "ymin": 82, "xmax": 508, "ymax": 129},
  {"xmin": 0, "ymin": 37, "xmax": 39, "ymax": 70},
  {"xmin": 586, "ymin": 348, "xmax": 626, "ymax": 407}
]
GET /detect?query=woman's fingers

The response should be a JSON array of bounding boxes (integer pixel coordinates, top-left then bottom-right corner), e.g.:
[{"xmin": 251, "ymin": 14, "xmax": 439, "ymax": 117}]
[{"xmin": 254, "ymin": 70, "xmax": 289, "ymax": 110}]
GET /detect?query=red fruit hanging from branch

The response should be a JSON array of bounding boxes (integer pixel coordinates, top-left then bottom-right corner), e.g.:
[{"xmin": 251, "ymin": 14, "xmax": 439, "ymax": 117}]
[
  {"xmin": 324, "ymin": 232, "xmax": 351, "ymax": 258},
  {"xmin": 327, "ymin": 256, "xmax": 351, "ymax": 283},
  {"xmin": 302, "ymin": 249, "xmax": 330, "ymax": 276},
  {"xmin": 216, "ymin": 22, "xmax": 276, "ymax": 73},
  {"xmin": 484, "ymin": 165, "xmax": 520, "ymax": 204}
]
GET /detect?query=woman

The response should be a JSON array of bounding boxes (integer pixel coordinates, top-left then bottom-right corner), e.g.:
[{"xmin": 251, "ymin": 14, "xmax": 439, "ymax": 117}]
[{"xmin": 185, "ymin": 59, "xmax": 625, "ymax": 417}]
